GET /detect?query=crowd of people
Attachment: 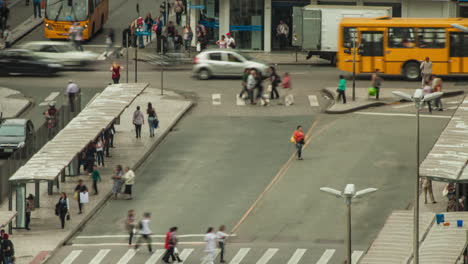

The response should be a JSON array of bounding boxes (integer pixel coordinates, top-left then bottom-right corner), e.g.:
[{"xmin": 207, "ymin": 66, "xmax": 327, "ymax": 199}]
[{"xmin": 0, "ymin": 229, "xmax": 15, "ymax": 264}]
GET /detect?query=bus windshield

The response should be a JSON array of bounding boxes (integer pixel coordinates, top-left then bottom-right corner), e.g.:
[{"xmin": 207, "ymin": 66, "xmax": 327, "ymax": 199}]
[{"xmin": 46, "ymin": 0, "xmax": 88, "ymax": 21}]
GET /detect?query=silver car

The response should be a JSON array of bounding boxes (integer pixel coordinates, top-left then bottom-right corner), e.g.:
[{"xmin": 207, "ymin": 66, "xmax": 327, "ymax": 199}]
[{"xmin": 193, "ymin": 49, "xmax": 269, "ymax": 80}]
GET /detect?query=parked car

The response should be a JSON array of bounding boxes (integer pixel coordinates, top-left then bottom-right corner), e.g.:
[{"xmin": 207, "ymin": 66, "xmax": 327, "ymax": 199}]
[
  {"xmin": 193, "ymin": 49, "xmax": 269, "ymax": 80},
  {"xmin": 20, "ymin": 41, "xmax": 99, "ymax": 67},
  {"xmin": 0, "ymin": 49, "xmax": 63, "ymax": 76},
  {"xmin": 0, "ymin": 119, "xmax": 35, "ymax": 157}
]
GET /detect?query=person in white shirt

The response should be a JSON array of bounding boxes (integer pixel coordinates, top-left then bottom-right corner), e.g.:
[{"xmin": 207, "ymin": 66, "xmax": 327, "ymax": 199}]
[
  {"xmin": 3, "ymin": 25, "xmax": 11, "ymax": 48},
  {"xmin": 135, "ymin": 212, "xmax": 153, "ymax": 252},
  {"xmin": 65, "ymin": 80, "xmax": 80, "ymax": 112},
  {"xmin": 122, "ymin": 166, "xmax": 135, "ymax": 200},
  {"xmin": 247, "ymin": 70, "xmax": 257, "ymax": 105},
  {"xmin": 226, "ymin": 32, "xmax": 236, "ymax": 48},
  {"xmin": 216, "ymin": 225, "xmax": 227, "ymax": 263},
  {"xmin": 420, "ymin": 57, "xmax": 432, "ymax": 86},
  {"xmin": 203, "ymin": 227, "xmax": 216, "ymax": 264}
]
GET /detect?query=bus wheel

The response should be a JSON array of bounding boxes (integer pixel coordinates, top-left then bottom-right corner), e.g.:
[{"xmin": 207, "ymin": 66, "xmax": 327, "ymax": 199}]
[{"xmin": 404, "ymin": 62, "xmax": 420, "ymax": 81}]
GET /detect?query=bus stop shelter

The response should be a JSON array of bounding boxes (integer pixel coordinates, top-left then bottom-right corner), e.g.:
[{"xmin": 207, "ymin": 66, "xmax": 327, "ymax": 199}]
[{"xmin": 7, "ymin": 83, "xmax": 148, "ymax": 229}]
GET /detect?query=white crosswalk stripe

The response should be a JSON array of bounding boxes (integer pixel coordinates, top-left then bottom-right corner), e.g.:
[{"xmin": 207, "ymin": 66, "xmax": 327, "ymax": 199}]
[
  {"xmin": 201, "ymin": 249, "xmax": 221, "ymax": 264},
  {"xmin": 116, "ymin": 249, "xmax": 137, "ymax": 264},
  {"xmin": 61, "ymin": 250, "xmax": 82, "ymax": 264},
  {"xmin": 39, "ymin": 92, "xmax": 60, "ymax": 106},
  {"xmin": 229, "ymin": 248, "xmax": 250, "ymax": 264},
  {"xmin": 316, "ymin": 249, "xmax": 335, "ymax": 264},
  {"xmin": 144, "ymin": 249, "xmax": 165, "ymax": 264},
  {"xmin": 212, "ymin": 94, "xmax": 221, "ymax": 105},
  {"xmin": 308, "ymin": 95, "xmax": 319, "ymax": 107},
  {"xmin": 89, "ymin": 249, "xmax": 111, "ymax": 264},
  {"xmin": 236, "ymin": 94, "xmax": 246, "ymax": 106},
  {"xmin": 352, "ymin": 250, "xmax": 364, "ymax": 264},
  {"xmin": 176, "ymin": 248, "xmax": 194, "ymax": 263},
  {"xmin": 256, "ymin": 248, "xmax": 279, "ymax": 264},
  {"xmin": 287, "ymin": 249, "xmax": 307, "ymax": 264}
]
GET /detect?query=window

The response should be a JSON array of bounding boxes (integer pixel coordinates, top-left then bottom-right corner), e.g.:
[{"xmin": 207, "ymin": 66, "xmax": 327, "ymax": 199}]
[
  {"xmin": 209, "ymin": 53, "xmax": 222, "ymax": 61},
  {"xmin": 343, "ymin": 27, "xmax": 356, "ymax": 48},
  {"xmin": 417, "ymin": 28, "xmax": 445, "ymax": 49},
  {"xmin": 388, "ymin": 28, "xmax": 415, "ymax": 48},
  {"xmin": 450, "ymin": 33, "xmax": 468, "ymax": 57},
  {"xmin": 227, "ymin": 53, "xmax": 241, "ymax": 63}
]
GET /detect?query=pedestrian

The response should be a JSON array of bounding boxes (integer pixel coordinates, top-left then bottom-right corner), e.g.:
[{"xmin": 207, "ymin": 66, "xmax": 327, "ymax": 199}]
[
  {"xmin": 370, "ymin": 69, "xmax": 383, "ymax": 100},
  {"xmin": 136, "ymin": 17, "xmax": 145, "ymax": 48},
  {"xmin": 154, "ymin": 17, "xmax": 163, "ymax": 52},
  {"xmin": 132, "ymin": 106, "xmax": 144, "ymax": 138},
  {"xmin": 104, "ymin": 28, "xmax": 115, "ymax": 57},
  {"xmin": 65, "ymin": 80, "xmax": 80, "ymax": 112},
  {"xmin": 422, "ymin": 80, "xmax": 433, "ymax": 113},
  {"xmin": 183, "ymin": 24, "xmax": 193, "ymax": 52},
  {"xmin": 422, "ymin": 177, "xmax": 436, "ymax": 204},
  {"xmin": 203, "ymin": 227, "xmax": 216, "ymax": 264},
  {"xmin": 2, "ymin": 234, "xmax": 14, "ymax": 264},
  {"xmin": 0, "ymin": 229, "xmax": 4, "ymax": 263},
  {"xmin": 74, "ymin": 179, "xmax": 88, "ymax": 214},
  {"xmin": 420, "ymin": 57, "xmax": 432, "ymax": 86},
  {"xmin": 0, "ymin": 2, "xmax": 9, "ymax": 31},
  {"xmin": 25, "ymin": 194, "xmax": 34, "ymax": 231},
  {"xmin": 70, "ymin": 22, "xmax": 83, "ymax": 51},
  {"xmin": 2, "ymin": 25, "xmax": 11, "ymax": 48},
  {"xmin": 166, "ymin": 21, "xmax": 176, "ymax": 51},
  {"xmin": 56, "ymin": 192, "xmax": 70, "ymax": 229},
  {"xmin": 216, "ymin": 35, "xmax": 227, "ymax": 48},
  {"xmin": 226, "ymin": 32, "xmax": 236, "ymax": 48},
  {"xmin": 144, "ymin": 13, "xmax": 153, "ymax": 42},
  {"xmin": 91, "ymin": 165, "xmax": 101, "ymax": 195},
  {"xmin": 126, "ymin": 209, "xmax": 136, "ymax": 245},
  {"xmin": 216, "ymin": 225, "xmax": 227, "ymax": 263},
  {"xmin": 269, "ymin": 66, "xmax": 280, "ymax": 100},
  {"xmin": 122, "ymin": 166, "xmax": 135, "ymax": 200},
  {"xmin": 431, "ymin": 75, "xmax": 443, "ymax": 111},
  {"xmin": 174, "ymin": 0, "xmax": 184, "ymax": 26},
  {"xmin": 110, "ymin": 62, "xmax": 123, "ymax": 84},
  {"xmin": 281, "ymin": 72, "xmax": 293, "ymax": 106},
  {"xmin": 337, "ymin": 75, "xmax": 347, "ymax": 104},
  {"xmin": 33, "ymin": 0, "xmax": 41, "ymax": 18},
  {"xmin": 247, "ymin": 69, "xmax": 257, "ymax": 105},
  {"xmin": 255, "ymin": 70, "xmax": 268, "ymax": 106},
  {"xmin": 173, "ymin": 30, "xmax": 183, "ymax": 51},
  {"xmin": 135, "ymin": 212, "xmax": 153, "ymax": 252},
  {"xmin": 276, "ymin": 20, "xmax": 289, "ymax": 50},
  {"xmin": 292, "ymin": 125, "xmax": 305, "ymax": 160},
  {"xmin": 95, "ymin": 137, "xmax": 104, "ymax": 166},
  {"xmin": 162, "ymin": 227, "xmax": 183, "ymax": 263},
  {"xmin": 147, "ymin": 102, "xmax": 158, "ymax": 137},
  {"xmin": 160, "ymin": 2, "xmax": 167, "ymax": 25},
  {"xmin": 112, "ymin": 165, "xmax": 124, "ymax": 199},
  {"xmin": 85, "ymin": 142, "xmax": 96, "ymax": 174},
  {"xmin": 239, "ymin": 68, "xmax": 250, "ymax": 100}
]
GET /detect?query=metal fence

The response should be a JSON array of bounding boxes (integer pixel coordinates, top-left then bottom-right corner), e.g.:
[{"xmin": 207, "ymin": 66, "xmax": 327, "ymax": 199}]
[{"xmin": 0, "ymin": 95, "xmax": 81, "ymax": 202}]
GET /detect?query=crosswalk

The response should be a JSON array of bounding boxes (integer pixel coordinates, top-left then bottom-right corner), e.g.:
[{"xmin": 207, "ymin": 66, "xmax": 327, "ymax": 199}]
[
  {"xmin": 58, "ymin": 247, "xmax": 364, "ymax": 264},
  {"xmin": 211, "ymin": 94, "xmax": 321, "ymax": 107}
]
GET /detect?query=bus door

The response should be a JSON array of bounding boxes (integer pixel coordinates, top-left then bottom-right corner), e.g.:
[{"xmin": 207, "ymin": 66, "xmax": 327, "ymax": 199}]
[
  {"xmin": 359, "ymin": 31, "xmax": 384, "ymax": 73},
  {"xmin": 449, "ymin": 32, "xmax": 468, "ymax": 73}
]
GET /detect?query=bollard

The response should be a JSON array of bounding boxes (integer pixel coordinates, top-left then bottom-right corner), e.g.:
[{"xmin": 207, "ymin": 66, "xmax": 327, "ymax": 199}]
[
  {"xmin": 61, "ymin": 169, "xmax": 65, "ymax": 182},
  {"xmin": 34, "ymin": 181, "xmax": 40, "ymax": 208},
  {"xmin": 47, "ymin": 181, "xmax": 53, "ymax": 195}
]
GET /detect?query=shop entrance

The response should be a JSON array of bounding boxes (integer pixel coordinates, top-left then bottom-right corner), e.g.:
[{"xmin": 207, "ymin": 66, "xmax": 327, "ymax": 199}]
[{"xmin": 271, "ymin": 1, "xmax": 308, "ymax": 50}]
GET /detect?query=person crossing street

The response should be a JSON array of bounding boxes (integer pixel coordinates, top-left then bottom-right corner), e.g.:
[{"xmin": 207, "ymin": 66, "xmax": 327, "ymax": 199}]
[{"xmin": 135, "ymin": 212, "xmax": 153, "ymax": 252}]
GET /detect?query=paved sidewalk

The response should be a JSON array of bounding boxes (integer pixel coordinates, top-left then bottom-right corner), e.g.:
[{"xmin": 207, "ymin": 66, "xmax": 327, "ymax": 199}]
[
  {"xmin": 0, "ymin": 87, "xmax": 31, "ymax": 118},
  {"xmin": 0, "ymin": 87, "xmax": 192, "ymax": 264},
  {"xmin": 0, "ymin": 11, "xmax": 43, "ymax": 49}
]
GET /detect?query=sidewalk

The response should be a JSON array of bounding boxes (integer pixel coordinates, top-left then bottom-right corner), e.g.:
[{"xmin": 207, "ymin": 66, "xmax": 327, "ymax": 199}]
[
  {"xmin": 0, "ymin": 10, "xmax": 43, "ymax": 49},
  {"xmin": 0, "ymin": 87, "xmax": 192, "ymax": 264},
  {"xmin": 0, "ymin": 87, "xmax": 31, "ymax": 118}
]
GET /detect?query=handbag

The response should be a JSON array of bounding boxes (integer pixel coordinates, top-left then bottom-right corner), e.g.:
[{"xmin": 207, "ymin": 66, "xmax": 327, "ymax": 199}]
[
  {"xmin": 153, "ymin": 119, "xmax": 159, "ymax": 129},
  {"xmin": 66, "ymin": 214, "xmax": 71, "ymax": 221},
  {"xmin": 73, "ymin": 191, "xmax": 78, "ymax": 200},
  {"xmin": 368, "ymin": 87, "xmax": 377, "ymax": 96},
  {"xmin": 290, "ymin": 136, "xmax": 295, "ymax": 144}
]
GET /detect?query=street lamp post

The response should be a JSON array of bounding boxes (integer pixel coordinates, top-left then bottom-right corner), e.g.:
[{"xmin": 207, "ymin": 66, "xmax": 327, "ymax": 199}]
[
  {"xmin": 320, "ymin": 184, "xmax": 378, "ymax": 264},
  {"xmin": 352, "ymin": 32, "xmax": 356, "ymax": 101},
  {"xmin": 392, "ymin": 90, "xmax": 443, "ymax": 264}
]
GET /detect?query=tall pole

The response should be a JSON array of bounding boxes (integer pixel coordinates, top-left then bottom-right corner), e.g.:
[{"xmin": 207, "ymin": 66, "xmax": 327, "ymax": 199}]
[
  {"xmin": 161, "ymin": 66, "xmax": 164, "ymax": 95},
  {"xmin": 126, "ymin": 33, "xmax": 129, "ymax": 83},
  {"xmin": 346, "ymin": 197, "xmax": 352, "ymax": 264},
  {"xmin": 414, "ymin": 103, "xmax": 420, "ymax": 264},
  {"xmin": 165, "ymin": 0, "xmax": 168, "ymax": 26},
  {"xmin": 352, "ymin": 33, "xmax": 356, "ymax": 101},
  {"xmin": 135, "ymin": 44, "xmax": 138, "ymax": 83},
  {"xmin": 188, "ymin": 0, "xmax": 191, "ymax": 57}
]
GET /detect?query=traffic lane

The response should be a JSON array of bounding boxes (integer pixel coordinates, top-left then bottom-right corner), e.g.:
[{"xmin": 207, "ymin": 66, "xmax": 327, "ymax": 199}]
[
  {"xmin": 233, "ymin": 113, "xmax": 449, "ymax": 248},
  {"xmin": 73, "ymin": 115, "xmax": 316, "ymax": 239}
]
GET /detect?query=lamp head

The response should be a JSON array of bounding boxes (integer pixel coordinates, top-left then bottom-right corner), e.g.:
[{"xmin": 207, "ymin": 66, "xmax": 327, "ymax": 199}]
[
  {"xmin": 392, "ymin": 91, "xmax": 413, "ymax": 102},
  {"xmin": 354, "ymin": 188, "xmax": 378, "ymax": 199},
  {"xmin": 343, "ymin": 184, "xmax": 356, "ymax": 197},
  {"xmin": 412, "ymin": 89, "xmax": 423, "ymax": 101},
  {"xmin": 320, "ymin": 187, "xmax": 343, "ymax": 198}
]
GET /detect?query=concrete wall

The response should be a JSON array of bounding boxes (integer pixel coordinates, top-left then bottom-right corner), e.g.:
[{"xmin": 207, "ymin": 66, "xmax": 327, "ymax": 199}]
[
  {"xmin": 219, "ymin": 0, "xmax": 230, "ymax": 40},
  {"xmin": 402, "ymin": 0, "xmax": 457, "ymax": 18},
  {"xmin": 264, "ymin": 0, "xmax": 272, "ymax": 52}
]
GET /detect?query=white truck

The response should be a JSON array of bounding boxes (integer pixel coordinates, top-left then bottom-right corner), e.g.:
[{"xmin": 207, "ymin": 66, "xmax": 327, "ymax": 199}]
[{"xmin": 292, "ymin": 5, "xmax": 392, "ymax": 64}]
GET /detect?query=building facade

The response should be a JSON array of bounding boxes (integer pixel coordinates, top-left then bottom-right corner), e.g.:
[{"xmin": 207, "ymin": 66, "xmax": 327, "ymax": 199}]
[{"xmin": 188, "ymin": 0, "xmax": 467, "ymax": 52}]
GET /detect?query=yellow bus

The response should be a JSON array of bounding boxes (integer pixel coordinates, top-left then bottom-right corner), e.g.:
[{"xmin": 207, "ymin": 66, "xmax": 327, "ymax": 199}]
[
  {"xmin": 337, "ymin": 17, "xmax": 468, "ymax": 80},
  {"xmin": 44, "ymin": 0, "xmax": 109, "ymax": 40}
]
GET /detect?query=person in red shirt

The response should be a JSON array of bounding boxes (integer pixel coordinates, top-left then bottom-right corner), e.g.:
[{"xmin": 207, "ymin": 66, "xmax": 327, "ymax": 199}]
[
  {"xmin": 110, "ymin": 62, "xmax": 123, "ymax": 84},
  {"xmin": 292, "ymin": 125, "xmax": 305, "ymax": 160}
]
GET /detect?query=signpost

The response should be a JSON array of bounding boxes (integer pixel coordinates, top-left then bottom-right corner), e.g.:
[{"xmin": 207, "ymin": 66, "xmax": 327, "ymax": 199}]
[{"xmin": 134, "ymin": 31, "xmax": 152, "ymax": 83}]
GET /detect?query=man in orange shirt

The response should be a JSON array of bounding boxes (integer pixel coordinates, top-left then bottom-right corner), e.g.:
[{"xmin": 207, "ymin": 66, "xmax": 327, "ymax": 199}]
[{"xmin": 293, "ymin": 125, "xmax": 305, "ymax": 160}]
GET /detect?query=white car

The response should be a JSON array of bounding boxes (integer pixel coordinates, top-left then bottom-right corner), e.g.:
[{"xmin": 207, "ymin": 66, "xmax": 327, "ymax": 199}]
[
  {"xmin": 193, "ymin": 49, "xmax": 270, "ymax": 80},
  {"xmin": 20, "ymin": 41, "xmax": 99, "ymax": 67}
]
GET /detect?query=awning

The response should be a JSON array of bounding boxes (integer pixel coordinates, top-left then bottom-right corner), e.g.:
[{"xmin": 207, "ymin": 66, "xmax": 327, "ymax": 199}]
[
  {"xmin": 420, "ymin": 97, "xmax": 468, "ymax": 183},
  {"xmin": 8, "ymin": 83, "xmax": 149, "ymax": 183}
]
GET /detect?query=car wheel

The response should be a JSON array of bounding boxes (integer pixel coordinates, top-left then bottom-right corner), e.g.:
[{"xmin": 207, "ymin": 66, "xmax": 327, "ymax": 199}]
[
  {"xmin": 198, "ymin": 68, "xmax": 211, "ymax": 80},
  {"xmin": 404, "ymin": 62, "xmax": 420, "ymax": 81}
]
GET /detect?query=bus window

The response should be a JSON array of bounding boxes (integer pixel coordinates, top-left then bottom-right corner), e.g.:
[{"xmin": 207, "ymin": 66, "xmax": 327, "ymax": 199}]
[
  {"xmin": 450, "ymin": 33, "xmax": 468, "ymax": 57},
  {"xmin": 418, "ymin": 28, "xmax": 445, "ymax": 49},
  {"xmin": 343, "ymin": 27, "xmax": 357, "ymax": 47},
  {"xmin": 388, "ymin": 27, "xmax": 415, "ymax": 48}
]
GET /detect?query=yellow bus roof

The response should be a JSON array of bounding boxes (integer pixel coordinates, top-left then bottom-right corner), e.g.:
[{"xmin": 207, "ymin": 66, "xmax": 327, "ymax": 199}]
[{"xmin": 340, "ymin": 17, "xmax": 468, "ymax": 28}]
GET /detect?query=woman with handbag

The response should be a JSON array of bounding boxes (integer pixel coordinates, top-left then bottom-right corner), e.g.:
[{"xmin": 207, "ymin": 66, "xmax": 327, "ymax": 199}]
[
  {"xmin": 269, "ymin": 66, "xmax": 280, "ymax": 100},
  {"xmin": 147, "ymin": 102, "xmax": 158, "ymax": 137},
  {"xmin": 56, "ymin": 192, "xmax": 70, "ymax": 229},
  {"xmin": 292, "ymin": 125, "xmax": 305, "ymax": 160}
]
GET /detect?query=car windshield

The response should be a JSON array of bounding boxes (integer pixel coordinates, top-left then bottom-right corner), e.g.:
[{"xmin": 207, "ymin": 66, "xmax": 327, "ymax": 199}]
[
  {"xmin": 0, "ymin": 125, "xmax": 24, "ymax": 137},
  {"xmin": 46, "ymin": 0, "xmax": 88, "ymax": 21}
]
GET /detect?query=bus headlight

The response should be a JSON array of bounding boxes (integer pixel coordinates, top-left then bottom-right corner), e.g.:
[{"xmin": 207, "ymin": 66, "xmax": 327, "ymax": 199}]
[
  {"xmin": 45, "ymin": 23, "xmax": 52, "ymax": 30},
  {"xmin": 84, "ymin": 24, "xmax": 88, "ymax": 28}
]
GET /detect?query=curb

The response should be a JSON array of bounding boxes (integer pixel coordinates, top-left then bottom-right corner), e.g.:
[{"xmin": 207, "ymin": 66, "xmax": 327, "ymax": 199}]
[
  {"xmin": 39, "ymin": 100, "xmax": 194, "ymax": 264},
  {"xmin": 14, "ymin": 100, "xmax": 32, "ymax": 118},
  {"xmin": 325, "ymin": 101, "xmax": 386, "ymax": 114}
]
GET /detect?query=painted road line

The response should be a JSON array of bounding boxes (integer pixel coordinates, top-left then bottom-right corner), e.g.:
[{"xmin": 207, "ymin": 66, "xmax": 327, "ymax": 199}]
[
  {"xmin": 447, "ymin": 106, "xmax": 458, "ymax": 110},
  {"xmin": 229, "ymin": 248, "xmax": 250, "ymax": 264},
  {"xmin": 287, "ymin": 249, "xmax": 307, "ymax": 264},
  {"xmin": 39, "ymin": 92, "xmax": 60, "ymax": 106},
  {"xmin": 392, "ymin": 103, "xmax": 413, "ymax": 109},
  {"xmin": 61, "ymin": 250, "xmax": 82, "ymax": 264},
  {"xmin": 89, "ymin": 249, "xmax": 111, "ymax": 264},
  {"xmin": 212, "ymin": 94, "xmax": 221, "ymax": 105},
  {"xmin": 308, "ymin": 95, "xmax": 319, "ymax": 107},
  {"xmin": 316, "ymin": 249, "xmax": 335, "ymax": 264},
  {"xmin": 72, "ymin": 242, "xmax": 205, "ymax": 247},
  {"xmin": 201, "ymin": 249, "xmax": 220, "ymax": 264},
  {"xmin": 256, "ymin": 248, "xmax": 279, "ymax": 264},
  {"xmin": 116, "ymin": 249, "xmax": 138, "ymax": 264},
  {"xmin": 448, "ymin": 101, "xmax": 460, "ymax": 104},
  {"xmin": 144, "ymin": 249, "xmax": 165, "ymax": 264},
  {"xmin": 76, "ymin": 234, "xmax": 237, "ymax": 239},
  {"xmin": 178, "ymin": 248, "xmax": 194, "ymax": 263},
  {"xmin": 236, "ymin": 94, "xmax": 246, "ymax": 106},
  {"xmin": 354, "ymin": 111, "xmax": 451, "ymax": 119},
  {"xmin": 352, "ymin": 251, "xmax": 364, "ymax": 264}
]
